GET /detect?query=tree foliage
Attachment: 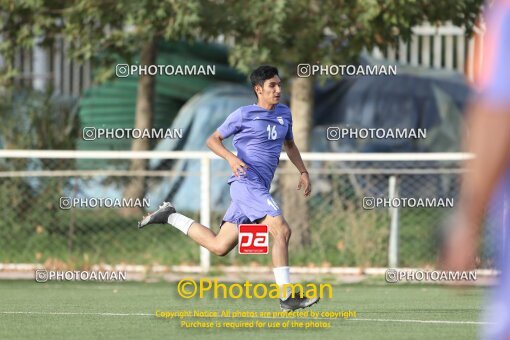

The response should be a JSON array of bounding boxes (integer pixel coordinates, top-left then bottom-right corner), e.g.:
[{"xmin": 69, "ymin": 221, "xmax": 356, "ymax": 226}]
[
  {"xmin": 1, "ymin": 0, "xmax": 484, "ymax": 82},
  {"xmin": 0, "ymin": 0, "xmax": 205, "ymax": 83},
  {"xmin": 206, "ymin": 0, "xmax": 483, "ymax": 74}
]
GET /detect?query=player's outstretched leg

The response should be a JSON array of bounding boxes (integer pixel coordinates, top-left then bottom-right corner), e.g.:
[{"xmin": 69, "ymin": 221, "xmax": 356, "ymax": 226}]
[
  {"xmin": 260, "ymin": 214, "xmax": 320, "ymax": 311},
  {"xmin": 138, "ymin": 201, "xmax": 195, "ymax": 235},
  {"xmin": 138, "ymin": 201, "xmax": 238, "ymax": 256},
  {"xmin": 138, "ymin": 202, "xmax": 176, "ymax": 228}
]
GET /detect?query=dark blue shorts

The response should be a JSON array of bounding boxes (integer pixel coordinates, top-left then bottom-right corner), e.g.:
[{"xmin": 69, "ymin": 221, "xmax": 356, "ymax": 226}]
[{"xmin": 221, "ymin": 179, "xmax": 282, "ymax": 226}]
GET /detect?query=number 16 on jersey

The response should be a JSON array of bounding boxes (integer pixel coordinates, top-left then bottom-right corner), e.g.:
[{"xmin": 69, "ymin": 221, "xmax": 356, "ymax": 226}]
[{"xmin": 267, "ymin": 125, "xmax": 277, "ymax": 140}]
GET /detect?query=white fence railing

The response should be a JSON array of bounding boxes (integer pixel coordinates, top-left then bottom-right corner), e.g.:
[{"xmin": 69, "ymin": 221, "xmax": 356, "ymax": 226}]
[
  {"xmin": 371, "ymin": 23, "xmax": 484, "ymax": 81},
  {"xmin": 11, "ymin": 37, "xmax": 92, "ymax": 97},
  {"xmin": 8, "ymin": 23, "xmax": 483, "ymax": 97}
]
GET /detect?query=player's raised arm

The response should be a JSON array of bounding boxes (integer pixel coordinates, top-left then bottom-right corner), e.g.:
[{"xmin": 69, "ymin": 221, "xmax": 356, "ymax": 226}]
[
  {"xmin": 206, "ymin": 131, "xmax": 248, "ymax": 177},
  {"xmin": 284, "ymin": 139, "xmax": 311, "ymax": 197}
]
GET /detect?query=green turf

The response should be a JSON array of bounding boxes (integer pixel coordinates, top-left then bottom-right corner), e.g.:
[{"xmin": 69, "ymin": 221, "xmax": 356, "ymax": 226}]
[{"xmin": 0, "ymin": 280, "xmax": 486, "ymax": 340}]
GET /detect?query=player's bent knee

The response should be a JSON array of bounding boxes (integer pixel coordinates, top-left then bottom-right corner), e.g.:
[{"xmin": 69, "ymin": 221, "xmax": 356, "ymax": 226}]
[
  {"xmin": 210, "ymin": 243, "xmax": 231, "ymax": 257},
  {"xmin": 284, "ymin": 226, "xmax": 291, "ymax": 243},
  {"xmin": 270, "ymin": 223, "xmax": 291, "ymax": 244},
  {"xmin": 216, "ymin": 250, "xmax": 229, "ymax": 257},
  {"xmin": 281, "ymin": 224, "xmax": 291, "ymax": 243}
]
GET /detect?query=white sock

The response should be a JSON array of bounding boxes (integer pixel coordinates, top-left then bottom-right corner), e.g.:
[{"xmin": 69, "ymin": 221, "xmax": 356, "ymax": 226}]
[
  {"xmin": 273, "ymin": 266, "xmax": 291, "ymax": 300},
  {"xmin": 167, "ymin": 213, "xmax": 194, "ymax": 235}
]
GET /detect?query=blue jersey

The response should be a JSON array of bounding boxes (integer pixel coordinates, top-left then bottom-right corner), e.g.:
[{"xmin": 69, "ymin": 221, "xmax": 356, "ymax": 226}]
[
  {"xmin": 478, "ymin": 6, "xmax": 510, "ymax": 103},
  {"xmin": 478, "ymin": 4, "xmax": 510, "ymax": 340},
  {"xmin": 217, "ymin": 104, "xmax": 294, "ymax": 189}
]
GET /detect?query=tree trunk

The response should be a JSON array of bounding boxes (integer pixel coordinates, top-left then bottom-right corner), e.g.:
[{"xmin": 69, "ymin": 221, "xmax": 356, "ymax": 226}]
[
  {"xmin": 121, "ymin": 39, "xmax": 156, "ymax": 216},
  {"xmin": 282, "ymin": 76, "xmax": 314, "ymax": 249}
]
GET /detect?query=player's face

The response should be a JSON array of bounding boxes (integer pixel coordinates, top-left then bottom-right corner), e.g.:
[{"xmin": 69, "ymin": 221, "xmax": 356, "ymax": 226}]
[{"xmin": 256, "ymin": 76, "xmax": 281, "ymax": 105}]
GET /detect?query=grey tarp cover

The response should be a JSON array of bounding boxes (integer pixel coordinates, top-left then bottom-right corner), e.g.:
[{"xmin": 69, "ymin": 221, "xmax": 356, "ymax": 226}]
[{"xmin": 313, "ymin": 55, "xmax": 470, "ymax": 153}]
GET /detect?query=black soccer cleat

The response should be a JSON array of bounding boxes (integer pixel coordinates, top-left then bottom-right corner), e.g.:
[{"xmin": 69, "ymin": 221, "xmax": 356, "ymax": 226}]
[
  {"xmin": 280, "ymin": 292, "xmax": 320, "ymax": 312},
  {"xmin": 138, "ymin": 202, "xmax": 176, "ymax": 229}
]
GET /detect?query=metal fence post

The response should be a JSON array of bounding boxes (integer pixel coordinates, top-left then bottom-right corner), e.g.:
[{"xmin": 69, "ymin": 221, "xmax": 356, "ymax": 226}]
[
  {"xmin": 33, "ymin": 36, "xmax": 50, "ymax": 91},
  {"xmin": 200, "ymin": 157, "xmax": 211, "ymax": 273},
  {"xmin": 388, "ymin": 175, "xmax": 400, "ymax": 268}
]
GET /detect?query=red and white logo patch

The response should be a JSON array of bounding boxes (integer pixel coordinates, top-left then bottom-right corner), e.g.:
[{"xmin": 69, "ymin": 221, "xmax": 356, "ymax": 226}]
[{"xmin": 238, "ymin": 224, "xmax": 269, "ymax": 254}]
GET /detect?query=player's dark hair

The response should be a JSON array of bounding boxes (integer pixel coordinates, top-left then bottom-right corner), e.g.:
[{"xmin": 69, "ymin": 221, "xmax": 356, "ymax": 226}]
[{"xmin": 250, "ymin": 65, "xmax": 279, "ymax": 98}]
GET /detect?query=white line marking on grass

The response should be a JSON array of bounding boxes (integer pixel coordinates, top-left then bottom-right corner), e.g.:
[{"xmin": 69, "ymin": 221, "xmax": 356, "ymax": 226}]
[
  {"xmin": 350, "ymin": 318, "xmax": 490, "ymax": 325},
  {"xmin": 0, "ymin": 311, "xmax": 152, "ymax": 316},
  {"xmin": 0, "ymin": 311, "xmax": 491, "ymax": 325}
]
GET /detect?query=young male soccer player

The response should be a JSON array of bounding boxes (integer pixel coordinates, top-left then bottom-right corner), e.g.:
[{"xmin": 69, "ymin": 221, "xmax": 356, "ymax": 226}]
[
  {"xmin": 442, "ymin": 2, "xmax": 510, "ymax": 339},
  {"xmin": 138, "ymin": 65, "xmax": 319, "ymax": 311}
]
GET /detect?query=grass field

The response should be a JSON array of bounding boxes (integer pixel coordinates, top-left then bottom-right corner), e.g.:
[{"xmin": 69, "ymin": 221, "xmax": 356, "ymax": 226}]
[{"xmin": 0, "ymin": 280, "xmax": 487, "ymax": 340}]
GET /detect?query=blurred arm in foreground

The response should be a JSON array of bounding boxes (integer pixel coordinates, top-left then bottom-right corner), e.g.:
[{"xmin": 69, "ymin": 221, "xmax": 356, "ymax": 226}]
[
  {"xmin": 442, "ymin": 102, "xmax": 510, "ymax": 271},
  {"xmin": 442, "ymin": 6, "xmax": 510, "ymax": 271}
]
